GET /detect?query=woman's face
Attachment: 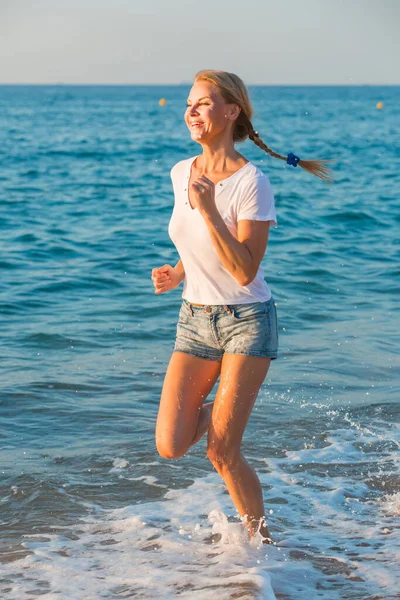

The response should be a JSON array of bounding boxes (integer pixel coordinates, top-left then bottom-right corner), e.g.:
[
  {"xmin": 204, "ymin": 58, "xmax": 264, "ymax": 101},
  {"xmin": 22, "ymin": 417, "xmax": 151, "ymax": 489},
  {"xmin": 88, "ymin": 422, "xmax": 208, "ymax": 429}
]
[{"xmin": 185, "ymin": 81, "xmax": 238, "ymax": 143}]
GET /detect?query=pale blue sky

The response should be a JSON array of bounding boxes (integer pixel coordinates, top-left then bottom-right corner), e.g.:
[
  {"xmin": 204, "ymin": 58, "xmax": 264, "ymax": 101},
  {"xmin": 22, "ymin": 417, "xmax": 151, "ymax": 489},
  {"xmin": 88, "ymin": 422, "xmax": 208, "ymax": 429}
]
[{"xmin": 0, "ymin": 0, "xmax": 399, "ymax": 84}]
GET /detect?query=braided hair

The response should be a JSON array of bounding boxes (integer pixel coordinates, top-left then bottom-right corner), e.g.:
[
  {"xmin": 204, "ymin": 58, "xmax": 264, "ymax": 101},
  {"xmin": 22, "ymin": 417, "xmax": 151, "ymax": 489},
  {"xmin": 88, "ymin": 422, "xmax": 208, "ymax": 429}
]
[{"xmin": 194, "ymin": 69, "xmax": 336, "ymax": 184}]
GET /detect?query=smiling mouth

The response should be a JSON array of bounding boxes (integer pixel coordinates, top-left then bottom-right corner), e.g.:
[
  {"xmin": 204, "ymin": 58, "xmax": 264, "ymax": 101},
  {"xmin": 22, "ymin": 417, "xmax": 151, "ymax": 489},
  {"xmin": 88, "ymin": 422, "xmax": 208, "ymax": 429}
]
[{"xmin": 190, "ymin": 123, "xmax": 204, "ymax": 128}]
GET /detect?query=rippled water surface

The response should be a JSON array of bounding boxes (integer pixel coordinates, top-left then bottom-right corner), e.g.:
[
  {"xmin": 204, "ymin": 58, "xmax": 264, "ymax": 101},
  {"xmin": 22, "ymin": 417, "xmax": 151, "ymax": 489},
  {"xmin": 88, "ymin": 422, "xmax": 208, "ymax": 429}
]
[{"xmin": 0, "ymin": 85, "xmax": 399, "ymax": 599}]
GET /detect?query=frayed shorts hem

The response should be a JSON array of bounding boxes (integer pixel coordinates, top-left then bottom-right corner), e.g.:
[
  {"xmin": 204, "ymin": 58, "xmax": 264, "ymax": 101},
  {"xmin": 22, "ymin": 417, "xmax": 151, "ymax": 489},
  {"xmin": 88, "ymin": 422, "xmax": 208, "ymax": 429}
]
[
  {"xmin": 173, "ymin": 348, "xmax": 278, "ymax": 362},
  {"xmin": 173, "ymin": 348, "xmax": 221, "ymax": 362}
]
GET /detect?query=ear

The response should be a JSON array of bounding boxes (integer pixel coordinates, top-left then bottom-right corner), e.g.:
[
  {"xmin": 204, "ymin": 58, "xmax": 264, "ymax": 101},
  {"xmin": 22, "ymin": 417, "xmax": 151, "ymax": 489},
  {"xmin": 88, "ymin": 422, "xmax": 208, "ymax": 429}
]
[{"xmin": 228, "ymin": 104, "xmax": 241, "ymax": 120}]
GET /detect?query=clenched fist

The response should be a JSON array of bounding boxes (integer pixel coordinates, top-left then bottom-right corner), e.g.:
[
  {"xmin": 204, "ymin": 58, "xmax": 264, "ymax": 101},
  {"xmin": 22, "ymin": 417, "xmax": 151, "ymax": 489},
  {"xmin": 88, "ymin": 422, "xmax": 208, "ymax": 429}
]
[{"xmin": 151, "ymin": 264, "xmax": 181, "ymax": 294}]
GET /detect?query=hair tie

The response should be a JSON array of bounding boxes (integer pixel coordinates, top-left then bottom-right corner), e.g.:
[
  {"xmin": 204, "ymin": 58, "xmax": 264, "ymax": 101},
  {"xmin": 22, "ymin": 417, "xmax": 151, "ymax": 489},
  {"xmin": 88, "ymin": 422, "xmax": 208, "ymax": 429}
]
[{"xmin": 287, "ymin": 152, "xmax": 300, "ymax": 167}]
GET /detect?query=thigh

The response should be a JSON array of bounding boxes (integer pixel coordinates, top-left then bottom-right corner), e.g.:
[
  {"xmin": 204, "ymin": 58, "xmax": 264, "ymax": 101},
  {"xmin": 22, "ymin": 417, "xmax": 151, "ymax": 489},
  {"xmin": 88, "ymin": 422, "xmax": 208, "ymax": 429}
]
[
  {"xmin": 207, "ymin": 353, "xmax": 271, "ymax": 464},
  {"xmin": 156, "ymin": 351, "xmax": 221, "ymax": 458}
]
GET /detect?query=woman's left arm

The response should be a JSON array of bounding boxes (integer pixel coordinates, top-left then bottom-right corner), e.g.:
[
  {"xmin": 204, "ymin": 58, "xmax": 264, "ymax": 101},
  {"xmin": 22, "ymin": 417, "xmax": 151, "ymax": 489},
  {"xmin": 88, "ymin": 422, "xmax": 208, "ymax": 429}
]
[{"xmin": 202, "ymin": 210, "xmax": 270, "ymax": 286}]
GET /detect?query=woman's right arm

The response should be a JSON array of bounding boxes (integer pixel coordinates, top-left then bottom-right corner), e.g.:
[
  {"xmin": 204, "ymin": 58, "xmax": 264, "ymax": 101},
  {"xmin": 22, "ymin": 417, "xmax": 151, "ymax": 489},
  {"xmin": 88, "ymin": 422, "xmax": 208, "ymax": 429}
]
[{"xmin": 152, "ymin": 260, "xmax": 185, "ymax": 294}]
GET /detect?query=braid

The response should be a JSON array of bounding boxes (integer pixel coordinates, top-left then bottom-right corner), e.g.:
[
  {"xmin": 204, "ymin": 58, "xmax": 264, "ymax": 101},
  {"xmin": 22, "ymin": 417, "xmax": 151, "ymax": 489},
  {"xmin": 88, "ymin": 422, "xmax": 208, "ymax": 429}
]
[
  {"xmin": 248, "ymin": 129, "xmax": 287, "ymax": 162},
  {"xmin": 241, "ymin": 115, "xmax": 336, "ymax": 184}
]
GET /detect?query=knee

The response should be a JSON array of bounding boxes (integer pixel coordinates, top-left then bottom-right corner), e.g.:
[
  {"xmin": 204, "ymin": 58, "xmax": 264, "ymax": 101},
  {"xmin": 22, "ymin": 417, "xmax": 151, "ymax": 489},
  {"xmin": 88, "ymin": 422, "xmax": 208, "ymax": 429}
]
[
  {"xmin": 156, "ymin": 438, "xmax": 186, "ymax": 460},
  {"xmin": 206, "ymin": 443, "xmax": 239, "ymax": 472}
]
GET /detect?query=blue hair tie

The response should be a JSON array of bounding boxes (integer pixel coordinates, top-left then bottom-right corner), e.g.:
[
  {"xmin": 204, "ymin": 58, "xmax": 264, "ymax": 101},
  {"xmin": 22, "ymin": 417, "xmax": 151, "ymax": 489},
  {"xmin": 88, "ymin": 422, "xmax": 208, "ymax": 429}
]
[{"xmin": 287, "ymin": 152, "xmax": 300, "ymax": 167}]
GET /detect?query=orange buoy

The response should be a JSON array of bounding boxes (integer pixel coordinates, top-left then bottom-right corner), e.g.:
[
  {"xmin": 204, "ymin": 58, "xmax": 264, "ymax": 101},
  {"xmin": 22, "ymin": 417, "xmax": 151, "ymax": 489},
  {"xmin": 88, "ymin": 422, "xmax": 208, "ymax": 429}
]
[
  {"xmin": 159, "ymin": 98, "xmax": 167, "ymax": 106},
  {"xmin": 376, "ymin": 101, "xmax": 384, "ymax": 109}
]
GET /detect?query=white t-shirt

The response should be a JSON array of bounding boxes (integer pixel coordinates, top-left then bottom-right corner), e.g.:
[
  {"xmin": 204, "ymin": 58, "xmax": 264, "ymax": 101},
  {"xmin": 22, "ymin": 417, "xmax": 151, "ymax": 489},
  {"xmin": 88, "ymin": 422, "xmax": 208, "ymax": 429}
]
[{"xmin": 168, "ymin": 155, "xmax": 278, "ymax": 305}]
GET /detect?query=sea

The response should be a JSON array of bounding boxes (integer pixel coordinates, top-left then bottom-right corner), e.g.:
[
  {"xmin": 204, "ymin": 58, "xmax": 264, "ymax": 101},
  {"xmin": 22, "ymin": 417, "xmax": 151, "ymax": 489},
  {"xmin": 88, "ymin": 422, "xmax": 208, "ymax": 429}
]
[{"xmin": 0, "ymin": 84, "xmax": 399, "ymax": 599}]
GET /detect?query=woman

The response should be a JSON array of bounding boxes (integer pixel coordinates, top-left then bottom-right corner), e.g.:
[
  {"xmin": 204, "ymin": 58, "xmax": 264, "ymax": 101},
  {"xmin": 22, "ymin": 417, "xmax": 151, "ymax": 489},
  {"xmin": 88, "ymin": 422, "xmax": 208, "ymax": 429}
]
[{"xmin": 151, "ymin": 70, "xmax": 334, "ymax": 544}]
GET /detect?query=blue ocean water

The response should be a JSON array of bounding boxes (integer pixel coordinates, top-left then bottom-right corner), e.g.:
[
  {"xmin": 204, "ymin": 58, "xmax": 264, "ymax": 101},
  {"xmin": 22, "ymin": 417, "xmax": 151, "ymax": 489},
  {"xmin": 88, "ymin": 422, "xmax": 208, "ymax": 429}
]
[{"xmin": 0, "ymin": 84, "xmax": 399, "ymax": 599}]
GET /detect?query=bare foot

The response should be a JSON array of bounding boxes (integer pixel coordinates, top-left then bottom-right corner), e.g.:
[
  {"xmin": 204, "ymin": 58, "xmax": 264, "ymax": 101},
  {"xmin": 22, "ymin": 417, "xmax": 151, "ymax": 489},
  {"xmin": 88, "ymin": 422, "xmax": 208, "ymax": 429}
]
[
  {"xmin": 190, "ymin": 401, "xmax": 214, "ymax": 446},
  {"xmin": 247, "ymin": 517, "xmax": 274, "ymax": 544}
]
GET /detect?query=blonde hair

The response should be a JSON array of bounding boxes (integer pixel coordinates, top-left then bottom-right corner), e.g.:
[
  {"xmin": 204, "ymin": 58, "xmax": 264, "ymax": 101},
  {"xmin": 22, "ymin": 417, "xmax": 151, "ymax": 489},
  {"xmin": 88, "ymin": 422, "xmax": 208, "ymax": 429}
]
[{"xmin": 194, "ymin": 69, "xmax": 336, "ymax": 184}]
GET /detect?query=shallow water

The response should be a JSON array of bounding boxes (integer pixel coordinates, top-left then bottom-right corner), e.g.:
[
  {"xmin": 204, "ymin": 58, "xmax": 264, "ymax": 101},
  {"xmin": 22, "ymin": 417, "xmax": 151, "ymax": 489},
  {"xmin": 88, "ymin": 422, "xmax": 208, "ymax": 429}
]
[{"xmin": 0, "ymin": 84, "xmax": 399, "ymax": 599}]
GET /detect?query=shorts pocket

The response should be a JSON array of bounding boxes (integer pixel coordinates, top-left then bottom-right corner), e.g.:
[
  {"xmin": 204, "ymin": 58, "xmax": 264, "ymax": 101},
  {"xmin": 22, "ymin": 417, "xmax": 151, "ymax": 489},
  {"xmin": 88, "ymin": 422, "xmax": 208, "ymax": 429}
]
[{"xmin": 231, "ymin": 302, "xmax": 268, "ymax": 322}]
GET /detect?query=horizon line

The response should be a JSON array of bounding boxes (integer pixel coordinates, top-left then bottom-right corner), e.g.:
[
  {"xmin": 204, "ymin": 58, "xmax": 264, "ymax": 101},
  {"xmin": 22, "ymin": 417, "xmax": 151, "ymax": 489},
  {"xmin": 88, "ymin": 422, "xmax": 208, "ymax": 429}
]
[{"xmin": 0, "ymin": 82, "xmax": 399, "ymax": 87}]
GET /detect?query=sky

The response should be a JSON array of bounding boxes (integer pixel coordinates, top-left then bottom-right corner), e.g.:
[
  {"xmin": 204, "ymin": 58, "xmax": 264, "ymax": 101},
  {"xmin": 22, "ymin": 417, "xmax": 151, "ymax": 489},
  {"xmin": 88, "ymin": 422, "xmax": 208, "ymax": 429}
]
[{"xmin": 0, "ymin": 0, "xmax": 399, "ymax": 85}]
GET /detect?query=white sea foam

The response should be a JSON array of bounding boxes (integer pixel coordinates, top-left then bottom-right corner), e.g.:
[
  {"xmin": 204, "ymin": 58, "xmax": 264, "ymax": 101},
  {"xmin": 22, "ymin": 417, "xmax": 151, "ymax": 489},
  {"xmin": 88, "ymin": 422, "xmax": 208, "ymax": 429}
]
[
  {"xmin": 1, "ymin": 423, "xmax": 398, "ymax": 599},
  {"xmin": 111, "ymin": 457, "xmax": 129, "ymax": 470},
  {"xmin": 379, "ymin": 491, "xmax": 400, "ymax": 516},
  {"xmin": 2, "ymin": 475, "xmax": 277, "ymax": 599}
]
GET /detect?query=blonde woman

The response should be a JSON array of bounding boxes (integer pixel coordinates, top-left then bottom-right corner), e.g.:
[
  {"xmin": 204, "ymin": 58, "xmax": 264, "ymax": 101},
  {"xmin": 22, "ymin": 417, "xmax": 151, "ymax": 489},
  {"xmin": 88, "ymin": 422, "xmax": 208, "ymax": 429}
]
[{"xmin": 152, "ymin": 70, "xmax": 334, "ymax": 543}]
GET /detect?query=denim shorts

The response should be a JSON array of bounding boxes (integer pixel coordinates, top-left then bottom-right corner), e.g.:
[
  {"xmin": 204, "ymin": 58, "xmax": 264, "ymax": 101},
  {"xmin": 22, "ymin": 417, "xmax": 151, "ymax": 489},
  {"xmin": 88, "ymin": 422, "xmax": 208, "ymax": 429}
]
[{"xmin": 173, "ymin": 296, "xmax": 279, "ymax": 362}]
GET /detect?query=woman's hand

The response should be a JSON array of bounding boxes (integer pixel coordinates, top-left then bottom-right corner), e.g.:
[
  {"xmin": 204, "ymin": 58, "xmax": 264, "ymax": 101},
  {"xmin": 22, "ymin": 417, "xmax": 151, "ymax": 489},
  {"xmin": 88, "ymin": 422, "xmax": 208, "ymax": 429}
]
[
  {"xmin": 190, "ymin": 175, "xmax": 217, "ymax": 216},
  {"xmin": 151, "ymin": 264, "xmax": 182, "ymax": 294}
]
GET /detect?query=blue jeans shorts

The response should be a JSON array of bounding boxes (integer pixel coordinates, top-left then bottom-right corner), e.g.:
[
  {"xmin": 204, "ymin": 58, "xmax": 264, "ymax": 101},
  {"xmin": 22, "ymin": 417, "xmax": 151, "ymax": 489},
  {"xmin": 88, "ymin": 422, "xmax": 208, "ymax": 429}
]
[{"xmin": 173, "ymin": 296, "xmax": 279, "ymax": 362}]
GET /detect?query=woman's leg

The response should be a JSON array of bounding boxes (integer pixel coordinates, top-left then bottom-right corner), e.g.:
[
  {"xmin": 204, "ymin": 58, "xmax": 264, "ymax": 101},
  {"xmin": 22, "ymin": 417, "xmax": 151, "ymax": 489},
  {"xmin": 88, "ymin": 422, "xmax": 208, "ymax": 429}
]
[
  {"xmin": 206, "ymin": 353, "xmax": 273, "ymax": 542},
  {"xmin": 155, "ymin": 352, "xmax": 220, "ymax": 459}
]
